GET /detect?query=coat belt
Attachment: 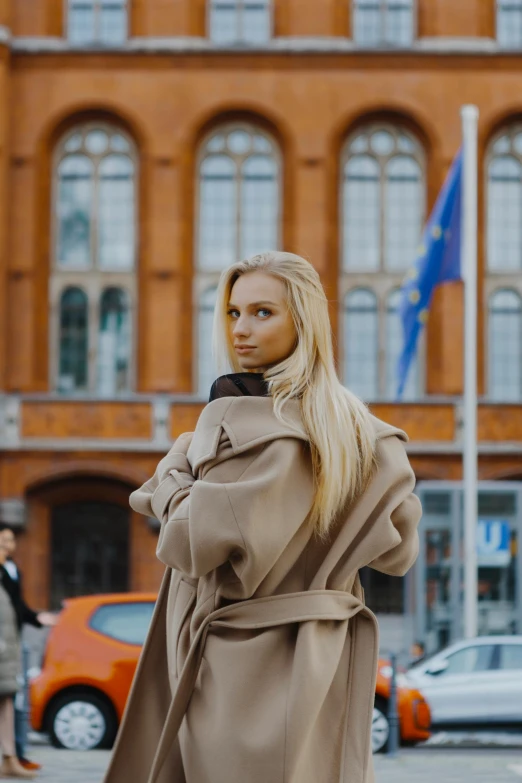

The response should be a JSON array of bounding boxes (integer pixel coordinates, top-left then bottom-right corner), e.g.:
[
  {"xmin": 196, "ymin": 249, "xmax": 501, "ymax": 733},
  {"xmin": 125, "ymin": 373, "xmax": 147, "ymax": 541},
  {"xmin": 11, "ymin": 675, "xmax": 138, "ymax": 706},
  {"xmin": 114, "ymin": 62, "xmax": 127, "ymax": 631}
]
[{"xmin": 147, "ymin": 589, "xmax": 378, "ymax": 783}]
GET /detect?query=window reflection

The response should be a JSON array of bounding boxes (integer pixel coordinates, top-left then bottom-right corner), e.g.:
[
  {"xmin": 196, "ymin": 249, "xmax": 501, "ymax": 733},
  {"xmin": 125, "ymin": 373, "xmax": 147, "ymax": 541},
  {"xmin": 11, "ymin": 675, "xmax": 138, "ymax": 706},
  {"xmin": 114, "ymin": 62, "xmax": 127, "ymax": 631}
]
[
  {"xmin": 57, "ymin": 155, "xmax": 93, "ymax": 268},
  {"xmin": 488, "ymin": 289, "xmax": 522, "ymax": 400},
  {"xmin": 98, "ymin": 155, "xmax": 135, "ymax": 271},
  {"xmin": 209, "ymin": 0, "xmax": 271, "ymax": 44},
  {"xmin": 198, "ymin": 287, "xmax": 218, "ymax": 397},
  {"xmin": 353, "ymin": 0, "xmax": 414, "ymax": 48},
  {"xmin": 197, "ymin": 125, "xmax": 280, "ymax": 268},
  {"xmin": 487, "ymin": 154, "xmax": 522, "ymax": 271},
  {"xmin": 58, "ymin": 287, "xmax": 89, "ymax": 393},
  {"xmin": 385, "ymin": 288, "xmax": 419, "ymax": 399},
  {"xmin": 497, "ymin": 0, "xmax": 522, "ymax": 49},
  {"xmin": 344, "ymin": 288, "xmax": 378, "ymax": 399},
  {"xmin": 97, "ymin": 287, "xmax": 131, "ymax": 395}
]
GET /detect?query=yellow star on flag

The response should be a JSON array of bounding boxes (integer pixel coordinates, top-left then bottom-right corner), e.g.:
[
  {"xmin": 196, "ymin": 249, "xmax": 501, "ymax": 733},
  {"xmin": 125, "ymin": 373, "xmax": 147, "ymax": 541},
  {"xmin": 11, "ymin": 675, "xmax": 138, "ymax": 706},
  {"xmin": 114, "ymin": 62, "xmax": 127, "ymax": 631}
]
[
  {"xmin": 431, "ymin": 225, "xmax": 442, "ymax": 240},
  {"xmin": 408, "ymin": 289, "xmax": 421, "ymax": 305},
  {"xmin": 418, "ymin": 309, "xmax": 429, "ymax": 324}
]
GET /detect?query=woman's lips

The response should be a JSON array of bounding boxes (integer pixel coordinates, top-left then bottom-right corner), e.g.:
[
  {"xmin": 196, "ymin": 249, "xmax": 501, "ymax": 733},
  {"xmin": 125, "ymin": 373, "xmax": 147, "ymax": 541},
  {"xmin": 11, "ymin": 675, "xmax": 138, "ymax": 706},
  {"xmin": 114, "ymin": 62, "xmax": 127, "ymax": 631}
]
[{"xmin": 235, "ymin": 346, "xmax": 255, "ymax": 353}]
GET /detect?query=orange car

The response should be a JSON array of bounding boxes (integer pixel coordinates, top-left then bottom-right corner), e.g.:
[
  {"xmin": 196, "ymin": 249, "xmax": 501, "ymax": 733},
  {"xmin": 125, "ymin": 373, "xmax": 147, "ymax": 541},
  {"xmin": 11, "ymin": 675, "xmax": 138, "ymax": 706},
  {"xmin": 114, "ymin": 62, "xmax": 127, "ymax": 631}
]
[
  {"xmin": 30, "ymin": 593, "xmax": 430, "ymax": 752},
  {"xmin": 374, "ymin": 660, "xmax": 431, "ymax": 752}
]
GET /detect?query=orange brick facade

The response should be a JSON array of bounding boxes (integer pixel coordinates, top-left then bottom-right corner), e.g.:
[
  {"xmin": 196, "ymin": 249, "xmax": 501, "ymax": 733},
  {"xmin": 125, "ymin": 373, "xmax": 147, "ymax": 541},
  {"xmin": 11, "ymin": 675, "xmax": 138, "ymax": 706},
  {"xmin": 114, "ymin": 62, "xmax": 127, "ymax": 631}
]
[{"xmin": 1, "ymin": 0, "xmax": 522, "ymax": 618}]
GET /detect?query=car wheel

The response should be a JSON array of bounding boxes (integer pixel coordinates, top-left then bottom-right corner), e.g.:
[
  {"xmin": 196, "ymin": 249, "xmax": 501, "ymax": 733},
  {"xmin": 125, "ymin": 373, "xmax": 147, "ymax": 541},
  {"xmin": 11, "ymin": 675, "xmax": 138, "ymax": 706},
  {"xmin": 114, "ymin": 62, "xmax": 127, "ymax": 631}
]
[
  {"xmin": 372, "ymin": 699, "xmax": 390, "ymax": 754},
  {"xmin": 48, "ymin": 691, "xmax": 117, "ymax": 750}
]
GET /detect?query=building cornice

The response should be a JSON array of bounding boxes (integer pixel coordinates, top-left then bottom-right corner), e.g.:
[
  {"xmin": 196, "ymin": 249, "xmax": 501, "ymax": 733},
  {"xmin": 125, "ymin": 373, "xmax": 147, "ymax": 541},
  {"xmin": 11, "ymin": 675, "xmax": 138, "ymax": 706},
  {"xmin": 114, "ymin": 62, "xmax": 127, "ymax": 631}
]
[{"xmin": 8, "ymin": 34, "xmax": 518, "ymax": 58}]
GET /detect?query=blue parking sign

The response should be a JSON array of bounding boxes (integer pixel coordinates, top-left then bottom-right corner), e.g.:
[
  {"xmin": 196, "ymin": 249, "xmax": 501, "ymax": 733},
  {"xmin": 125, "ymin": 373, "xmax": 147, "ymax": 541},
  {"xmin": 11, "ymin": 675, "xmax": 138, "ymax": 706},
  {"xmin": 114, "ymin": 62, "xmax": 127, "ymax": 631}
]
[{"xmin": 477, "ymin": 519, "xmax": 511, "ymax": 567}]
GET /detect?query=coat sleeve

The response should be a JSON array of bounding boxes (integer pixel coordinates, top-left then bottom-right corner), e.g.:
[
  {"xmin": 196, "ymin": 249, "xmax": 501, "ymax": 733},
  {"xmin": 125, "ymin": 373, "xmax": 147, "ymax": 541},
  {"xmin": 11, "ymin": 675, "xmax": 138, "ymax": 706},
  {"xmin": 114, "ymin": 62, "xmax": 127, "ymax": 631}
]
[
  {"xmin": 366, "ymin": 434, "xmax": 421, "ymax": 577},
  {"xmin": 132, "ymin": 434, "xmax": 314, "ymax": 593},
  {"xmin": 129, "ymin": 433, "xmax": 194, "ymax": 519}
]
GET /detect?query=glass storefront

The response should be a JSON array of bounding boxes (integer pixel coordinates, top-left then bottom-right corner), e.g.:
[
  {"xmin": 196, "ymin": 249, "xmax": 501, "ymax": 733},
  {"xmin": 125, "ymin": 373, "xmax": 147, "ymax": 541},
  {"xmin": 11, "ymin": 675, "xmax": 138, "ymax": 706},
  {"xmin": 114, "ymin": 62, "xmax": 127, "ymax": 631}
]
[{"xmin": 415, "ymin": 482, "xmax": 522, "ymax": 654}]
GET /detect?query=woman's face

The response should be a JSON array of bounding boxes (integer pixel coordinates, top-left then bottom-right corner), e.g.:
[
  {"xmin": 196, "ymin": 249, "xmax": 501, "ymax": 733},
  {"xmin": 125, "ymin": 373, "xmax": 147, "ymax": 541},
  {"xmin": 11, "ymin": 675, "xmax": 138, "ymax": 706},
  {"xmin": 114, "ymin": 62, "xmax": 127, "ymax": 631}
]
[{"xmin": 227, "ymin": 272, "xmax": 297, "ymax": 372}]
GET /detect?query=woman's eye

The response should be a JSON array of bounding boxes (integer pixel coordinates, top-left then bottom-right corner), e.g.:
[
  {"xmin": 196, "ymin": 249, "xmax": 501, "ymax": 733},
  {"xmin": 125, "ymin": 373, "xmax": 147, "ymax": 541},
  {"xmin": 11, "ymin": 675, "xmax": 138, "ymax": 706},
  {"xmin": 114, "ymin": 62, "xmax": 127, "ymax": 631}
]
[
  {"xmin": 227, "ymin": 309, "xmax": 239, "ymax": 319},
  {"xmin": 257, "ymin": 309, "xmax": 271, "ymax": 318}
]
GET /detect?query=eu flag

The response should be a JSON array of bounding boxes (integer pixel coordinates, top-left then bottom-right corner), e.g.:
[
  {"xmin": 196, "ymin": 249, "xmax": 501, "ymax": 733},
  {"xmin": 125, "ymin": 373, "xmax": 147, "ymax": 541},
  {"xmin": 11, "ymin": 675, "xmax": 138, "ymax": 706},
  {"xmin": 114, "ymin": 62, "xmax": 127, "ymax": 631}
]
[{"xmin": 396, "ymin": 150, "xmax": 463, "ymax": 399}]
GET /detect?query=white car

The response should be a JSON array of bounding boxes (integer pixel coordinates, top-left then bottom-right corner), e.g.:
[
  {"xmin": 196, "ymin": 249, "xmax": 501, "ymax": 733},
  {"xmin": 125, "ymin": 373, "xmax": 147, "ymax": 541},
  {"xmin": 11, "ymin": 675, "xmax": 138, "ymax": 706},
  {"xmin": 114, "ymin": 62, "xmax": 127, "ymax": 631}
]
[{"xmin": 405, "ymin": 636, "xmax": 522, "ymax": 727}]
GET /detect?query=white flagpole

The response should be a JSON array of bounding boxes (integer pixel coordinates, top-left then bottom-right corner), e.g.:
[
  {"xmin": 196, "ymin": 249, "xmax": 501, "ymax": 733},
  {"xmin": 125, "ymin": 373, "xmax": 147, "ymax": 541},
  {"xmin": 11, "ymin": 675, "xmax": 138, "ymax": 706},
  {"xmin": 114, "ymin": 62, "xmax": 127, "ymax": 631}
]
[{"xmin": 461, "ymin": 104, "xmax": 479, "ymax": 639}]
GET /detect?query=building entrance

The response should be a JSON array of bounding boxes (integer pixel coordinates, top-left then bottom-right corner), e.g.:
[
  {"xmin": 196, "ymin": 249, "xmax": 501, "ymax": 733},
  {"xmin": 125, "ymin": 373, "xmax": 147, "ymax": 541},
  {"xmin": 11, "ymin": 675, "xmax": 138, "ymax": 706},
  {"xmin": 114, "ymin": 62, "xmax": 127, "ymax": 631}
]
[
  {"xmin": 415, "ymin": 482, "xmax": 522, "ymax": 654},
  {"xmin": 51, "ymin": 501, "xmax": 129, "ymax": 609}
]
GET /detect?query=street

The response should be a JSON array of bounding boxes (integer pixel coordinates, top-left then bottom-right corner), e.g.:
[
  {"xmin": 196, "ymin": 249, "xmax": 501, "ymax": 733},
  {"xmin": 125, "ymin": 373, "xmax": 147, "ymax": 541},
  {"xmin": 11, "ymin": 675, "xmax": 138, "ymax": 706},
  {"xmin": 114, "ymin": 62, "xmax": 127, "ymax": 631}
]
[{"xmin": 24, "ymin": 745, "xmax": 522, "ymax": 783}]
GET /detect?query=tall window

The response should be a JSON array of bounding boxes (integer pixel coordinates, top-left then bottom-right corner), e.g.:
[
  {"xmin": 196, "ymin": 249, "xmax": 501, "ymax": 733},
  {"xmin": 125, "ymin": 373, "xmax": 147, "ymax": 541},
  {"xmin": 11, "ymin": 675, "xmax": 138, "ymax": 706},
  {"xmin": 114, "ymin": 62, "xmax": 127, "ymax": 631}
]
[
  {"xmin": 341, "ymin": 125, "xmax": 425, "ymax": 400},
  {"xmin": 52, "ymin": 123, "xmax": 137, "ymax": 395},
  {"xmin": 195, "ymin": 123, "xmax": 281, "ymax": 394},
  {"xmin": 486, "ymin": 127, "xmax": 522, "ymax": 399},
  {"xmin": 209, "ymin": 0, "xmax": 271, "ymax": 44},
  {"xmin": 353, "ymin": 0, "xmax": 414, "ymax": 48},
  {"xmin": 68, "ymin": 0, "xmax": 128, "ymax": 46},
  {"xmin": 497, "ymin": 0, "xmax": 522, "ymax": 49}
]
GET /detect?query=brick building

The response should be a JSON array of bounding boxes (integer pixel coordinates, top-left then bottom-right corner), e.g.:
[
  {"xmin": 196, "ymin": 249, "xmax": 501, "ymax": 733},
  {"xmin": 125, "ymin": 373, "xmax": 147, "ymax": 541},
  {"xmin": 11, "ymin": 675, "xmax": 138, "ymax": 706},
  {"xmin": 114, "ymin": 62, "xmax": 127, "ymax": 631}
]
[{"xmin": 0, "ymin": 0, "xmax": 521, "ymax": 653}]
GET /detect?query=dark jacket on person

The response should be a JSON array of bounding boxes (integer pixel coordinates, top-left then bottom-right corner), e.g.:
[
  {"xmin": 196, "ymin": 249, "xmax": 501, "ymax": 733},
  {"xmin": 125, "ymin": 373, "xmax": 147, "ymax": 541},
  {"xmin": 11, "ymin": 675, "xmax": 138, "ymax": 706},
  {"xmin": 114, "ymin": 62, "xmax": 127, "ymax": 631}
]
[{"xmin": 0, "ymin": 565, "xmax": 42, "ymax": 632}]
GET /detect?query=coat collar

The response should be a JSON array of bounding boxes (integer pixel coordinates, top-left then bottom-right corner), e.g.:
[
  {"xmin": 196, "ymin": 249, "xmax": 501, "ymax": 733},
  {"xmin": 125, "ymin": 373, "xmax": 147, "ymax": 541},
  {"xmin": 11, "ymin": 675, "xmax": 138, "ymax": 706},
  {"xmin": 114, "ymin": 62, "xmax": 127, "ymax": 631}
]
[
  {"xmin": 186, "ymin": 397, "xmax": 408, "ymax": 474},
  {"xmin": 187, "ymin": 397, "xmax": 307, "ymax": 474}
]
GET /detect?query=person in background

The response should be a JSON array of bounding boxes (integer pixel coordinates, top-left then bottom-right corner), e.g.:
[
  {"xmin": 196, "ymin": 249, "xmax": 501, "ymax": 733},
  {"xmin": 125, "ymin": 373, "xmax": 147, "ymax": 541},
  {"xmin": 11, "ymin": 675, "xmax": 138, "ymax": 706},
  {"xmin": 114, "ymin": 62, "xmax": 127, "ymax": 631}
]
[
  {"xmin": 0, "ymin": 540, "xmax": 35, "ymax": 778},
  {"xmin": 410, "ymin": 640, "xmax": 427, "ymax": 666},
  {"xmin": 0, "ymin": 526, "xmax": 56, "ymax": 773}
]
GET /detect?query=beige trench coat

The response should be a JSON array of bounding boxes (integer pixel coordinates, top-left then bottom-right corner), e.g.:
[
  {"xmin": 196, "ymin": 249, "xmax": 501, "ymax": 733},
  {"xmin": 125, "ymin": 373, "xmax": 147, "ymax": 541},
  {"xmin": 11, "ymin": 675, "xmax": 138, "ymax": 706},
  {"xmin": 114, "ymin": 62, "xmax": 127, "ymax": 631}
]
[{"xmin": 103, "ymin": 396, "xmax": 421, "ymax": 783}]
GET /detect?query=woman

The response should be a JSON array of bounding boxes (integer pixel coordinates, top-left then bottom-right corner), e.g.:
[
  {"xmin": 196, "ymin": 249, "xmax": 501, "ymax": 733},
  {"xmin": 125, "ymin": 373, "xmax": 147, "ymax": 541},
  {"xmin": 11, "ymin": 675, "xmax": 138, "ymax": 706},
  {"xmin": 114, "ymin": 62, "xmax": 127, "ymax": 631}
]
[
  {"xmin": 0, "ymin": 544, "xmax": 35, "ymax": 779},
  {"xmin": 104, "ymin": 251, "xmax": 421, "ymax": 783}
]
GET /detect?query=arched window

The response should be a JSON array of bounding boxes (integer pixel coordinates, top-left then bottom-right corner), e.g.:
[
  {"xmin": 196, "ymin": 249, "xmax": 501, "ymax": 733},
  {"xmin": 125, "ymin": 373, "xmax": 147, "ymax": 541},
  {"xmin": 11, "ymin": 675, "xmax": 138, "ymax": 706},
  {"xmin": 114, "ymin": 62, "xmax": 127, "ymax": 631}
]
[
  {"xmin": 209, "ymin": 0, "xmax": 271, "ymax": 44},
  {"xmin": 487, "ymin": 133, "xmax": 522, "ymax": 272},
  {"xmin": 195, "ymin": 124, "xmax": 281, "ymax": 395},
  {"xmin": 342, "ymin": 126, "xmax": 423, "ymax": 272},
  {"xmin": 343, "ymin": 288, "xmax": 378, "ymax": 400},
  {"xmin": 352, "ymin": 0, "xmax": 414, "ymax": 48},
  {"xmin": 497, "ymin": 0, "xmax": 522, "ymax": 49},
  {"xmin": 68, "ymin": 0, "xmax": 128, "ymax": 46},
  {"xmin": 488, "ymin": 289, "xmax": 522, "ymax": 401},
  {"xmin": 198, "ymin": 125, "xmax": 280, "ymax": 268},
  {"xmin": 341, "ymin": 125, "xmax": 425, "ymax": 400},
  {"xmin": 52, "ymin": 123, "xmax": 137, "ymax": 394}
]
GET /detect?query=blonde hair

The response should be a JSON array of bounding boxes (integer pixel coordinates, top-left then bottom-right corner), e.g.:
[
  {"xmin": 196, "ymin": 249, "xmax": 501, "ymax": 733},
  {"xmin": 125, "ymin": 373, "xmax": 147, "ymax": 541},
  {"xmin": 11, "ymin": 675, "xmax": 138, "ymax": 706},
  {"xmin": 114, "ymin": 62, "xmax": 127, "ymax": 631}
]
[{"xmin": 213, "ymin": 250, "xmax": 377, "ymax": 538}]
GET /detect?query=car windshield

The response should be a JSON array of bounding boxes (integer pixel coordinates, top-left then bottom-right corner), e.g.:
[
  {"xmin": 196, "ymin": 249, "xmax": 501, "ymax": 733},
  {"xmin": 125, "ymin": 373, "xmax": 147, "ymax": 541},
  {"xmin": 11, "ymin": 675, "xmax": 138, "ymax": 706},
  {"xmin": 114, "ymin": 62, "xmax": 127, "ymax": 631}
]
[{"xmin": 89, "ymin": 601, "xmax": 155, "ymax": 645}]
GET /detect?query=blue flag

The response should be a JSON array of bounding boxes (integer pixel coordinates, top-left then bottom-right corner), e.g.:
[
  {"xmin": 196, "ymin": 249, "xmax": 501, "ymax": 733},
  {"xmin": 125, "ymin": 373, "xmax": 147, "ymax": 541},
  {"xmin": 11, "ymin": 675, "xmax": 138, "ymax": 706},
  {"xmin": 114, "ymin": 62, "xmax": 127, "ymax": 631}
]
[{"xmin": 396, "ymin": 149, "xmax": 463, "ymax": 399}]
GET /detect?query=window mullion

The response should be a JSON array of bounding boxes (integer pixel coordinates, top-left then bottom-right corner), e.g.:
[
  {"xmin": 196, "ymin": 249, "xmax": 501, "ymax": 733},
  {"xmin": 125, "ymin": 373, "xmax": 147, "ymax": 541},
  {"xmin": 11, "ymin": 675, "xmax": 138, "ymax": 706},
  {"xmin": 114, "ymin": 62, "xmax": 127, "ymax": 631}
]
[
  {"xmin": 379, "ymin": 158, "xmax": 386, "ymax": 272},
  {"xmin": 238, "ymin": 0, "xmax": 242, "ymax": 41},
  {"xmin": 236, "ymin": 156, "xmax": 243, "ymax": 259}
]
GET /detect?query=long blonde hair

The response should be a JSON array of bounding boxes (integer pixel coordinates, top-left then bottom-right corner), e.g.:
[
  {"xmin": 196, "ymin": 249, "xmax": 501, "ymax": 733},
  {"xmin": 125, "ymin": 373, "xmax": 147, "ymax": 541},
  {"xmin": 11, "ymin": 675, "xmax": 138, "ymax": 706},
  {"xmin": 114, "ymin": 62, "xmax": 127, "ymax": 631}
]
[{"xmin": 213, "ymin": 251, "xmax": 377, "ymax": 537}]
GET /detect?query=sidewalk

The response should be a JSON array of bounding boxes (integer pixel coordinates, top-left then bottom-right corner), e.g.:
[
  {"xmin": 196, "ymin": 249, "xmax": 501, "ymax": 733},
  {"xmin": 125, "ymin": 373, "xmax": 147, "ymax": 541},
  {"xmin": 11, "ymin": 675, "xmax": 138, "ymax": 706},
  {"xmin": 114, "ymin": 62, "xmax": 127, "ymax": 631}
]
[{"xmin": 22, "ymin": 745, "xmax": 522, "ymax": 783}]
